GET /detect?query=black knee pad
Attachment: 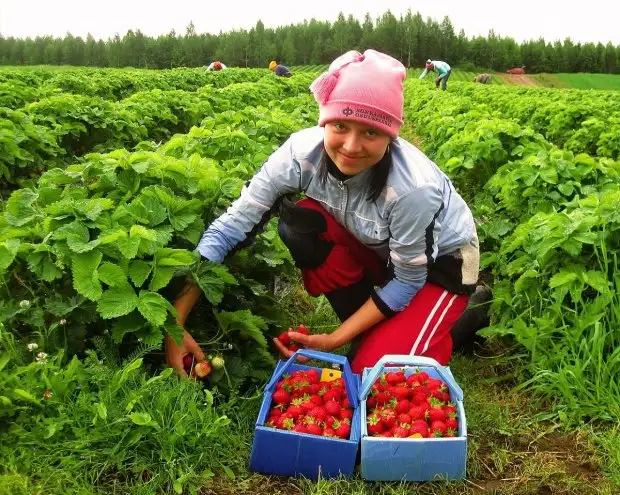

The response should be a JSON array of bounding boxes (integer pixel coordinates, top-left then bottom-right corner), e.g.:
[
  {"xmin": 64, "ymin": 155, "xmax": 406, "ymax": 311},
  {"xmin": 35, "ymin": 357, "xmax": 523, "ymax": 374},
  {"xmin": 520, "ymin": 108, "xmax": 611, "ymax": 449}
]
[{"xmin": 278, "ymin": 219, "xmax": 333, "ymax": 269}]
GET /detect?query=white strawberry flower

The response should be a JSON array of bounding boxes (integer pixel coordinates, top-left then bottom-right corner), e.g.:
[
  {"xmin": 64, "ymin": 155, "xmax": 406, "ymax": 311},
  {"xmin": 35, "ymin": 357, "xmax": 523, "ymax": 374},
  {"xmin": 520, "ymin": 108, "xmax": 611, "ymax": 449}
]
[
  {"xmin": 19, "ymin": 300, "xmax": 31, "ymax": 309},
  {"xmin": 27, "ymin": 343, "xmax": 39, "ymax": 352},
  {"xmin": 35, "ymin": 352, "xmax": 48, "ymax": 364}
]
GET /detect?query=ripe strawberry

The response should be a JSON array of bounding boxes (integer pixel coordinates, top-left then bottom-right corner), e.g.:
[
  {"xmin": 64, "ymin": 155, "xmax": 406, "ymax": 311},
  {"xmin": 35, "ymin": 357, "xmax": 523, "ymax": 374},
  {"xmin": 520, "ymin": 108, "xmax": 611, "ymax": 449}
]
[
  {"xmin": 397, "ymin": 413, "xmax": 412, "ymax": 425},
  {"xmin": 409, "ymin": 423, "xmax": 428, "ymax": 437},
  {"xmin": 380, "ymin": 408, "xmax": 397, "ymax": 429},
  {"xmin": 296, "ymin": 324, "xmax": 310, "ymax": 335},
  {"xmin": 341, "ymin": 397, "xmax": 351, "ymax": 409},
  {"xmin": 445, "ymin": 416, "xmax": 459, "ymax": 431},
  {"xmin": 293, "ymin": 423, "xmax": 308, "ymax": 433},
  {"xmin": 306, "ymin": 423, "xmax": 323, "ymax": 436},
  {"xmin": 393, "ymin": 426, "xmax": 410, "ymax": 438},
  {"xmin": 324, "ymin": 415, "xmax": 338, "ymax": 428},
  {"xmin": 269, "ymin": 407, "xmax": 283, "ymax": 419},
  {"xmin": 441, "ymin": 392, "xmax": 451, "ymax": 403},
  {"xmin": 323, "ymin": 426, "xmax": 336, "ymax": 437},
  {"xmin": 430, "ymin": 420, "xmax": 447, "ymax": 436},
  {"xmin": 192, "ymin": 361, "xmax": 212, "ymax": 379},
  {"xmin": 272, "ymin": 389, "xmax": 290, "ymax": 405},
  {"xmin": 375, "ymin": 391, "xmax": 390, "ymax": 405},
  {"xmin": 445, "ymin": 428, "xmax": 457, "ymax": 437},
  {"xmin": 182, "ymin": 354, "xmax": 193, "ymax": 372},
  {"xmin": 277, "ymin": 415, "xmax": 295, "ymax": 430},
  {"xmin": 411, "ymin": 419, "xmax": 429, "ymax": 431},
  {"xmin": 367, "ymin": 414, "xmax": 385, "ymax": 435},
  {"xmin": 308, "ymin": 406, "xmax": 327, "ymax": 422},
  {"xmin": 443, "ymin": 403, "xmax": 457, "ymax": 415},
  {"xmin": 324, "ymin": 400, "xmax": 341, "ymax": 417},
  {"xmin": 306, "ymin": 369, "xmax": 320, "ymax": 384},
  {"xmin": 340, "ymin": 408, "xmax": 353, "ymax": 421},
  {"xmin": 367, "ymin": 397, "xmax": 377, "ymax": 409},
  {"xmin": 335, "ymin": 421, "xmax": 351, "ymax": 439},
  {"xmin": 428, "ymin": 407, "xmax": 447, "ymax": 423},
  {"xmin": 278, "ymin": 332, "xmax": 291, "ymax": 346},
  {"xmin": 391, "ymin": 386, "xmax": 410, "ymax": 400},
  {"xmin": 408, "ymin": 405, "xmax": 427, "ymax": 421},
  {"xmin": 322, "ymin": 389, "xmax": 341, "ymax": 402},
  {"xmin": 395, "ymin": 400, "xmax": 411, "ymax": 414},
  {"xmin": 426, "ymin": 378, "xmax": 443, "ymax": 391},
  {"xmin": 416, "ymin": 371, "xmax": 429, "ymax": 384},
  {"xmin": 286, "ymin": 404, "xmax": 302, "ymax": 419}
]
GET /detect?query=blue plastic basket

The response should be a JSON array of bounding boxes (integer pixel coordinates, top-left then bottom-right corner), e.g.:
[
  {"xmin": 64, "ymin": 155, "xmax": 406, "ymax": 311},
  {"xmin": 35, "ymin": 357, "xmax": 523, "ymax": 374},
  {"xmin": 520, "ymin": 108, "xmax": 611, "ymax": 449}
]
[
  {"xmin": 359, "ymin": 355, "xmax": 467, "ymax": 481},
  {"xmin": 249, "ymin": 349, "xmax": 362, "ymax": 479}
]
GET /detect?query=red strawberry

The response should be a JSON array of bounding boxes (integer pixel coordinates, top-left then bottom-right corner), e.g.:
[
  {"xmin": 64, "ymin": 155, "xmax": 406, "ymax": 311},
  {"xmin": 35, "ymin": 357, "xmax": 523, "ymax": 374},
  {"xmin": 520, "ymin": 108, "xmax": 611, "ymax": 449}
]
[
  {"xmin": 182, "ymin": 354, "xmax": 193, "ymax": 372},
  {"xmin": 335, "ymin": 422, "xmax": 351, "ymax": 439},
  {"xmin": 397, "ymin": 413, "xmax": 412, "ymax": 425},
  {"xmin": 396, "ymin": 400, "xmax": 411, "ymax": 414},
  {"xmin": 322, "ymin": 389, "xmax": 341, "ymax": 402},
  {"xmin": 375, "ymin": 391, "xmax": 390, "ymax": 405},
  {"xmin": 340, "ymin": 408, "xmax": 353, "ymax": 421},
  {"xmin": 286, "ymin": 405, "xmax": 302, "ymax": 419},
  {"xmin": 426, "ymin": 378, "xmax": 443, "ymax": 390},
  {"xmin": 323, "ymin": 426, "xmax": 336, "ymax": 437},
  {"xmin": 324, "ymin": 415, "xmax": 338, "ymax": 428},
  {"xmin": 296, "ymin": 324, "xmax": 310, "ymax": 335},
  {"xmin": 411, "ymin": 419, "xmax": 429, "ymax": 431},
  {"xmin": 293, "ymin": 423, "xmax": 308, "ymax": 433},
  {"xmin": 380, "ymin": 408, "xmax": 397, "ymax": 428},
  {"xmin": 441, "ymin": 392, "xmax": 451, "ymax": 403},
  {"xmin": 445, "ymin": 417, "xmax": 459, "ymax": 431},
  {"xmin": 391, "ymin": 386, "xmax": 410, "ymax": 400},
  {"xmin": 306, "ymin": 369, "xmax": 320, "ymax": 384},
  {"xmin": 306, "ymin": 423, "xmax": 323, "ymax": 436},
  {"xmin": 269, "ymin": 407, "xmax": 283, "ymax": 419},
  {"xmin": 416, "ymin": 371, "xmax": 429, "ymax": 384},
  {"xmin": 394, "ymin": 426, "xmax": 410, "ymax": 438},
  {"xmin": 278, "ymin": 332, "xmax": 291, "ymax": 346},
  {"xmin": 428, "ymin": 407, "xmax": 447, "ymax": 423},
  {"xmin": 430, "ymin": 420, "xmax": 447, "ymax": 436},
  {"xmin": 367, "ymin": 397, "xmax": 377, "ymax": 409},
  {"xmin": 272, "ymin": 389, "xmax": 290, "ymax": 405},
  {"xmin": 408, "ymin": 405, "xmax": 427, "ymax": 421},
  {"xmin": 409, "ymin": 422, "xmax": 429, "ymax": 437},
  {"xmin": 341, "ymin": 397, "xmax": 351, "ymax": 409},
  {"xmin": 325, "ymin": 400, "xmax": 341, "ymax": 417},
  {"xmin": 367, "ymin": 414, "xmax": 384, "ymax": 435},
  {"xmin": 308, "ymin": 406, "xmax": 327, "ymax": 422}
]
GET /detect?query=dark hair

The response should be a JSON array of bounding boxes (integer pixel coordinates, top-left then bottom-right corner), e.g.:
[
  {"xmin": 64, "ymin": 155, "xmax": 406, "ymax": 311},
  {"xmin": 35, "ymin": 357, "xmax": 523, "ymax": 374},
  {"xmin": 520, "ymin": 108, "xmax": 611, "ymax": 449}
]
[{"xmin": 317, "ymin": 145, "xmax": 392, "ymax": 202}]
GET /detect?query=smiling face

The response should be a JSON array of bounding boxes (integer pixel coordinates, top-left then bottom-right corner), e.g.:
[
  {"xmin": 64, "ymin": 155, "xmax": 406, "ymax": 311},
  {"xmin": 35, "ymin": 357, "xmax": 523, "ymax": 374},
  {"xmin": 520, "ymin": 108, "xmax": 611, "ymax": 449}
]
[{"xmin": 323, "ymin": 121, "xmax": 392, "ymax": 176}]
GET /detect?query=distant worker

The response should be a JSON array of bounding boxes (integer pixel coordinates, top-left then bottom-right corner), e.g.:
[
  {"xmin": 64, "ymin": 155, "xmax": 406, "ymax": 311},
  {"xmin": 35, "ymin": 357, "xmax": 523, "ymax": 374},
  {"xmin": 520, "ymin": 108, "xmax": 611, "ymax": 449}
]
[
  {"xmin": 269, "ymin": 60, "xmax": 293, "ymax": 78},
  {"xmin": 473, "ymin": 73, "xmax": 492, "ymax": 84},
  {"xmin": 207, "ymin": 61, "xmax": 227, "ymax": 71},
  {"xmin": 419, "ymin": 59, "xmax": 451, "ymax": 91}
]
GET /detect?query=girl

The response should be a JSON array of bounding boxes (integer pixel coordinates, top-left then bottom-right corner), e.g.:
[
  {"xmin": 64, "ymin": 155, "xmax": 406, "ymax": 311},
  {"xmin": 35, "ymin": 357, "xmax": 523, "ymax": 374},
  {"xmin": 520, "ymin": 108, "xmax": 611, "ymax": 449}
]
[{"xmin": 166, "ymin": 50, "xmax": 480, "ymax": 376}]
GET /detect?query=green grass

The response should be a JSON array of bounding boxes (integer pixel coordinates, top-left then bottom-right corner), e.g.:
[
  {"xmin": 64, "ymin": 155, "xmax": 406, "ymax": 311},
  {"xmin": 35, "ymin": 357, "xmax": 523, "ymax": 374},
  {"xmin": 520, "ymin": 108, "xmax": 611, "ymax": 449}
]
[{"xmin": 554, "ymin": 73, "xmax": 620, "ymax": 90}]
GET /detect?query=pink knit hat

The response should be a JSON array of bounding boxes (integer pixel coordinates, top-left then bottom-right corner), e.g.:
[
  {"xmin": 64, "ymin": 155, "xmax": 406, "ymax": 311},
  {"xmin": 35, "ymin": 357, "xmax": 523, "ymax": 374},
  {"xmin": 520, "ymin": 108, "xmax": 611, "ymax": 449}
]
[{"xmin": 310, "ymin": 50, "xmax": 407, "ymax": 138}]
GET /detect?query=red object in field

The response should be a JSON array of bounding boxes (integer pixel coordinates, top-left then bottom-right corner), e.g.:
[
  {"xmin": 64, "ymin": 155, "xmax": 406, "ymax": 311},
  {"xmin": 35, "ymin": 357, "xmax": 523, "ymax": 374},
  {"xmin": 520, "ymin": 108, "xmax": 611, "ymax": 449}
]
[{"xmin": 506, "ymin": 67, "xmax": 526, "ymax": 74}]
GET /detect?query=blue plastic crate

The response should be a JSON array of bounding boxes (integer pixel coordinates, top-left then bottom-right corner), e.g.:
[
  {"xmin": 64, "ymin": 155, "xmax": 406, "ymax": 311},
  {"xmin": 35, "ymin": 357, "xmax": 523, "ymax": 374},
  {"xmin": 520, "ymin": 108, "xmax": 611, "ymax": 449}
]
[
  {"xmin": 359, "ymin": 355, "xmax": 467, "ymax": 481},
  {"xmin": 249, "ymin": 349, "xmax": 362, "ymax": 479}
]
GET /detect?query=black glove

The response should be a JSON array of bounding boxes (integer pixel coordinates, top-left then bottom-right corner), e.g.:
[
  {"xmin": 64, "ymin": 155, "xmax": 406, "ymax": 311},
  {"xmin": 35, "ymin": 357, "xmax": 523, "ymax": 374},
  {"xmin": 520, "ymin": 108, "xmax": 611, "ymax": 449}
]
[{"xmin": 278, "ymin": 198, "xmax": 333, "ymax": 269}]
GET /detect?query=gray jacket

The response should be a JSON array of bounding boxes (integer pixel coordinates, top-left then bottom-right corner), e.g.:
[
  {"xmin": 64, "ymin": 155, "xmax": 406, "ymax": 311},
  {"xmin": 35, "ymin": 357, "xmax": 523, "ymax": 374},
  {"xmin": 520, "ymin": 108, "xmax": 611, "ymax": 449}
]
[{"xmin": 197, "ymin": 126, "xmax": 478, "ymax": 312}]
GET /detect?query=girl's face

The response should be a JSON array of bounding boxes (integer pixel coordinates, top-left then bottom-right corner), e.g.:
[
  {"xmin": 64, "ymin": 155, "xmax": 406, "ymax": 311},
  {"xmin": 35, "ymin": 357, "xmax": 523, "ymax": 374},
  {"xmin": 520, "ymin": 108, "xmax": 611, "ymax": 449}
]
[{"xmin": 323, "ymin": 121, "xmax": 391, "ymax": 176}]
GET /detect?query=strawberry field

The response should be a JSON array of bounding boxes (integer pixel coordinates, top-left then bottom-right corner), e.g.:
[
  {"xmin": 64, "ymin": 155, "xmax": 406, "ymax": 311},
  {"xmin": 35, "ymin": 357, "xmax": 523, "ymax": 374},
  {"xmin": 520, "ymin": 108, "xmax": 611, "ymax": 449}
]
[{"xmin": 1, "ymin": 67, "xmax": 619, "ymax": 494}]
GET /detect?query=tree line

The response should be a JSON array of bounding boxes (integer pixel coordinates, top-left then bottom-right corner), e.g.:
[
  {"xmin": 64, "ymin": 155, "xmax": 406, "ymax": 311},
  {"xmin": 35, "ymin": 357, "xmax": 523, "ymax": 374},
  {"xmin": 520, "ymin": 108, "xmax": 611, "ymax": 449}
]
[{"xmin": 1, "ymin": 10, "xmax": 619, "ymax": 74}]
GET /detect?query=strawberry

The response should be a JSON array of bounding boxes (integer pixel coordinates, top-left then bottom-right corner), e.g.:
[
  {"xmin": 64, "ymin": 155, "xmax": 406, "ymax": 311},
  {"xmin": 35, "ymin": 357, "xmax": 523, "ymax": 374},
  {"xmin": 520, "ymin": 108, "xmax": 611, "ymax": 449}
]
[
  {"xmin": 380, "ymin": 408, "xmax": 397, "ymax": 429},
  {"xmin": 408, "ymin": 405, "xmax": 427, "ymax": 421},
  {"xmin": 309, "ymin": 394, "xmax": 323, "ymax": 406},
  {"xmin": 391, "ymin": 386, "xmax": 410, "ymax": 400},
  {"xmin": 293, "ymin": 423, "xmax": 308, "ymax": 434},
  {"xmin": 286, "ymin": 404, "xmax": 302, "ymax": 419},
  {"xmin": 340, "ymin": 408, "xmax": 353, "ymax": 421},
  {"xmin": 366, "ymin": 397, "xmax": 377, "ymax": 409},
  {"xmin": 396, "ymin": 399, "xmax": 411, "ymax": 414},
  {"xmin": 296, "ymin": 324, "xmax": 310, "ymax": 335},
  {"xmin": 182, "ymin": 354, "xmax": 194, "ymax": 372},
  {"xmin": 323, "ymin": 426, "xmax": 336, "ymax": 437},
  {"xmin": 428, "ymin": 407, "xmax": 447, "ymax": 423},
  {"xmin": 397, "ymin": 413, "xmax": 412, "ymax": 425},
  {"xmin": 306, "ymin": 369, "xmax": 320, "ymax": 384},
  {"xmin": 324, "ymin": 400, "xmax": 341, "ymax": 417},
  {"xmin": 445, "ymin": 428, "xmax": 457, "ymax": 437},
  {"xmin": 269, "ymin": 407, "xmax": 283, "ymax": 418},
  {"xmin": 272, "ymin": 389, "xmax": 290, "ymax": 405},
  {"xmin": 192, "ymin": 361, "xmax": 212, "ymax": 379},
  {"xmin": 306, "ymin": 423, "xmax": 323, "ymax": 436},
  {"xmin": 394, "ymin": 426, "xmax": 410, "ymax": 438},
  {"xmin": 430, "ymin": 420, "xmax": 447, "ymax": 436},
  {"xmin": 416, "ymin": 371, "xmax": 429, "ymax": 384},
  {"xmin": 445, "ymin": 416, "xmax": 459, "ymax": 431},
  {"xmin": 278, "ymin": 332, "xmax": 291, "ymax": 346},
  {"xmin": 409, "ymin": 423, "xmax": 429, "ymax": 437},
  {"xmin": 443, "ymin": 403, "xmax": 457, "ymax": 415},
  {"xmin": 411, "ymin": 419, "xmax": 429, "ymax": 431},
  {"xmin": 324, "ymin": 415, "xmax": 338, "ymax": 428},
  {"xmin": 335, "ymin": 422, "xmax": 351, "ymax": 439},
  {"xmin": 367, "ymin": 414, "xmax": 384, "ymax": 435},
  {"xmin": 426, "ymin": 378, "xmax": 443, "ymax": 391},
  {"xmin": 210, "ymin": 356, "xmax": 225, "ymax": 369},
  {"xmin": 308, "ymin": 406, "xmax": 327, "ymax": 422},
  {"xmin": 341, "ymin": 397, "xmax": 351, "ymax": 409},
  {"xmin": 375, "ymin": 391, "xmax": 390, "ymax": 405},
  {"xmin": 322, "ymin": 389, "xmax": 341, "ymax": 402}
]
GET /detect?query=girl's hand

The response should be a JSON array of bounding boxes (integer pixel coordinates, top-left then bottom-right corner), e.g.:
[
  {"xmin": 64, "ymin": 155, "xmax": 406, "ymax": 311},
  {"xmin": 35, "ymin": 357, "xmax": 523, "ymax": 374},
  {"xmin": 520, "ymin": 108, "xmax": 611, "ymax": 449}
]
[
  {"xmin": 286, "ymin": 331, "xmax": 339, "ymax": 352},
  {"xmin": 272, "ymin": 337, "xmax": 311, "ymax": 363},
  {"xmin": 165, "ymin": 330, "xmax": 205, "ymax": 377}
]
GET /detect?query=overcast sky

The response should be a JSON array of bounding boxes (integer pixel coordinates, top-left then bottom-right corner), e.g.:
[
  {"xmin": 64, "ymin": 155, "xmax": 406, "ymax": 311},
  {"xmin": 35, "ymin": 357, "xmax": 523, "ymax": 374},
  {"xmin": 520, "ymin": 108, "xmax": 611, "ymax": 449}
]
[{"xmin": 1, "ymin": 0, "xmax": 618, "ymax": 45}]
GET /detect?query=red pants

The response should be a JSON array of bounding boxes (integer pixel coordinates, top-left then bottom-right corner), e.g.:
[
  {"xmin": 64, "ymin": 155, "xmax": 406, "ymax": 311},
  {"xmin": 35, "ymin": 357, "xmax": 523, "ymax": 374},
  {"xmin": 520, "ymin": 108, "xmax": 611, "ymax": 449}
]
[{"xmin": 297, "ymin": 199, "xmax": 469, "ymax": 374}]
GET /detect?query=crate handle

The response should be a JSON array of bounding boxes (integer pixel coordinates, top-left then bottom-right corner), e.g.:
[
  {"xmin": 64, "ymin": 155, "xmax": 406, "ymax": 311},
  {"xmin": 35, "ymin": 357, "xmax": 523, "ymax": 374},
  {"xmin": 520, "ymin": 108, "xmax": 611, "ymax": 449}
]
[
  {"xmin": 358, "ymin": 354, "xmax": 463, "ymax": 402},
  {"xmin": 265, "ymin": 349, "xmax": 358, "ymax": 407}
]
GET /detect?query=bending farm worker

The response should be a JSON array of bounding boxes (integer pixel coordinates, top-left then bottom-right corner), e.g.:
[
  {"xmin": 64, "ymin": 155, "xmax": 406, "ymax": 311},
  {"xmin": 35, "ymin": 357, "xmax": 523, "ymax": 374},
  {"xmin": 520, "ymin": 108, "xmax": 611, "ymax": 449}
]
[
  {"xmin": 166, "ymin": 49, "xmax": 487, "ymax": 377},
  {"xmin": 207, "ymin": 61, "xmax": 227, "ymax": 71},
  {"xmin": 269, "ymin": 59, "xmax": 293, "ymax": 77},
  {"xmin": 419, "ymin": 59, "xmax": 452, "ymax": 90}
]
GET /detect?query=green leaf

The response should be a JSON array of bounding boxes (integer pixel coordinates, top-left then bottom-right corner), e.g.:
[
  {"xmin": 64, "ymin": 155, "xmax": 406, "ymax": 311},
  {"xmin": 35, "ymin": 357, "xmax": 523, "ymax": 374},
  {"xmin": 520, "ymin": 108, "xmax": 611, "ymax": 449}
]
[
  {"xmin": 13, "ymin": 388, "xmax": 39, "ymax": 404},
  {"xmin": 98, "ymin": 285, "xmax": 138, "ymax": 319},
  {"xmin": 73, "ymin": 198, "xmax": 115, "ymax": 221},
  {"xmin": 155, "ymin": 248, "xmax": 195, "ymax": 267},
  {"xmin": 129, "ymin": 412, "xmax": 156, "ymax": 426},
  {"xmin": 0, "ymin": 239, "xmax": 20, "ymax": 271},
  {"xmin": 72, "ymin": 251, "xmax": 103, "ymax": 301},
  {"xmin": 215, "ymin": 310, "xmax": 268, "ymax": 348},
  {"xmin": 148, "ymin": 266, "xmax": 175, "ymax": 291},
  {"xmin": 6, "ymin": 189, "xmax": 38, "ymax": 226},
  {"xmin": 117, "ymin": 234, "xmax": 141, "ymax": 259},
  {"xmin": 130, "ymin": 225, "xmax": 157, "ymax": 241},
  {"xmin": 111, "ymin": 311, "xmax": 146, "ymax": 343},
  {"xmin": 221, "ymin": 466, "xmax": 235, "ymax": 480},
  {"xmin": 163, "ymin": 320, "xmax": 184, "ymax": 345},
  {"xmin": 584, "ymin": 271, "xmax": 610, "ymax": 294},
  {"xmin": 128, "ymin": 260, "xmax": 152, "ymax": 287},
  {"xmin": 549, "ymin": 270, "xmax": 578, "ymax": 288},
  {"xmin": 98, "ymin": 262, "xmax": 127, "ymax": 287},
  {"xmin": 96, "ymin": 402, "xmax": 108, "ymax": 420},
  {"xmin": 137, "ymin": 291, "xmax": 172, "ymax": 326},
  {"xmin": 193, "ymin": 262, "xmax": 238, "ymax": 305},
  {"xmin": 27, "ymin": 252, "xmax": 63, "ymax": 282}
]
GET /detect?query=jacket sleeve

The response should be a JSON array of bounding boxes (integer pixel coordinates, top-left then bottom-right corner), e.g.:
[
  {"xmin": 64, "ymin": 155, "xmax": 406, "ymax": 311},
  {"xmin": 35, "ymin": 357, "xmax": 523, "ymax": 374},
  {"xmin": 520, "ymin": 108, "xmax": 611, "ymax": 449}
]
[
  {"xmin": 196, "ymin": 137, "xmax": 301, "ymax": 262},
  {"xmin": 374, "ymin": 185, "xmax": 444, "ymax": 312},
  {"xmin": 419, "ymin": 69, "xmax": 428, "ymax": 79}
]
